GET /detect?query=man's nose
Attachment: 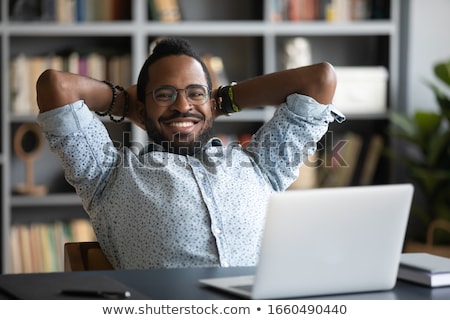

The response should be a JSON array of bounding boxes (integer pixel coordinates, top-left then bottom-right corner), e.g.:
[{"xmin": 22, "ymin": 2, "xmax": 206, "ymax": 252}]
[{"xmin": 170, "ymin": 92, "xmax": 192, "ymax": 112}]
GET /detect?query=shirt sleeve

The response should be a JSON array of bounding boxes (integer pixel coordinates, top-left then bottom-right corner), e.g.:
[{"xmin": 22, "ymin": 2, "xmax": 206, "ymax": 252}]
[
  {"xmin": 36, "ymin": 100, "xmax": 119, "ymax": 211},
  {"xmin": 248, "ymin": 93, "xmax": 344, "ymax": 191}
]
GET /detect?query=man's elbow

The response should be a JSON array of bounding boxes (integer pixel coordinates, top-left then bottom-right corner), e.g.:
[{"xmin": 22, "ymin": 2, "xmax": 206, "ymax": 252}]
[
  {"xmin": 315, "ymin": 62, "xmax": 337, "ymax": 105},
  {"xmin": 36, "ymin": 69, "xmax": 64, "ymax": 112},
  {"xmin": 36, "ymin": 69, "xmax": 57, "ymax": 91}
]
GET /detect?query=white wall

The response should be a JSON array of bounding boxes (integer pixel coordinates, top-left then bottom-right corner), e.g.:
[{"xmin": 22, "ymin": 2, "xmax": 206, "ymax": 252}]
[{"xmin": 405, "ymin": 0, "xmax": 450, "ymax": 113}]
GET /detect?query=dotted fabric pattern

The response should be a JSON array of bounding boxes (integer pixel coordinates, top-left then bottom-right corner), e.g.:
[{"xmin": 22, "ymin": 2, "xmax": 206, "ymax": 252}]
[{"xmin": 37, "ymin": 94, "xmax": 337, "ymax": 269}]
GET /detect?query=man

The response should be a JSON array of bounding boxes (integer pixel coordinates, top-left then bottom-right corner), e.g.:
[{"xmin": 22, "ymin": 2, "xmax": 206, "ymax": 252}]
[{"xmin": 36, "ymin": 38, "xmax": 342, "ymax": 269}]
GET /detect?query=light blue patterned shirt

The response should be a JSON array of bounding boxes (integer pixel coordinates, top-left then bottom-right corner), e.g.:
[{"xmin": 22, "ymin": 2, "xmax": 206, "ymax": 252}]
[{"xmin": 37, "ymin": 94, "xmax": 340, "ymax": 269}]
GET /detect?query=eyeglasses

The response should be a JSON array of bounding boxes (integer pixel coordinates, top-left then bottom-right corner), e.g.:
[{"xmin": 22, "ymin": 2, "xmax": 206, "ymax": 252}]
[{"xmin": 147, "ymin": 84, "xmax": 210, "ymax": 107}]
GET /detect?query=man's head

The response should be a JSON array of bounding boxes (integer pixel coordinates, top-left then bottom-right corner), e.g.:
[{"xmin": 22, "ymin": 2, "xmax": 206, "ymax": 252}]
[{"xmin": 136, "ymin": 38, "xmax": 214, "ymax": 155}]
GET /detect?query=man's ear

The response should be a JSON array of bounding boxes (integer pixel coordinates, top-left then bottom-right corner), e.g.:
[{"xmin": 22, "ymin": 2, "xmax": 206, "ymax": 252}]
[
  {"xmin": 211, "ymin": 97, "xmax": 221, "ymax": 119},
  {"xmin": 133, "ymin": 101, "xmax": 146, "ymax": 130}
]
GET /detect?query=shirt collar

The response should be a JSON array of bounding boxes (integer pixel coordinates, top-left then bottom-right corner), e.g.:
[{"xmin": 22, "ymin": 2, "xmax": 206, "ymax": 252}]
[{"xmin": 139, "ymin": 137, "xmax": 223, "ymax": 156}]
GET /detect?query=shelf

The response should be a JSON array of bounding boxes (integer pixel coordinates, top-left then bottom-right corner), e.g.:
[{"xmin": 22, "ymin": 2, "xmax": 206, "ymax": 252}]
[
  {"xmin": 11, "ymin": 194, "xmax": 81, "ymax": 207},
  {"xmin": 9, "ymin": 114, "xmax": 132, "ymax": 124},
  {"xmin": 9, "ymin": 115, "xmax": 38, "ymax": 123},
  {"xmin": 1, "ymin": 0, "xmax": 401, "ymax": 274},
  {"xmin": 3, "ymin": 20, "xmax": 396, "ymax": 37},
  {"xmin": 269, "ymin": 20, "xmax": 395, "ymax": 36},
  {"xmin": 4, "ymin": 22, "xmax": 137, "ymax": 36},
  {"xmin": 342, "ymin": 112, "xmax": 390, "ymax": 121},
  {"xmin": 216, "ymin": 108, "xmax": 275, "ymax": 123}
]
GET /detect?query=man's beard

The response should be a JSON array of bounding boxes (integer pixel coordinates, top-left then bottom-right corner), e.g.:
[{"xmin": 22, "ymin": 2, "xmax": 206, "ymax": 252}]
[{"xmin": 144, "ymin": 113, "xmax": 213, "ymax": 156}]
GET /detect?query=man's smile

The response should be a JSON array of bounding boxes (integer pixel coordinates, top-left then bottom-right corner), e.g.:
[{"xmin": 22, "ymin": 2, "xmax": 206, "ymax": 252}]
[
  {"xmin": 168, "ymin": 121, "xmax": 196, "ymax": 128},
  {"xmin": 160, "ymin": 112, "xmax": 204, "ymax": 134}
]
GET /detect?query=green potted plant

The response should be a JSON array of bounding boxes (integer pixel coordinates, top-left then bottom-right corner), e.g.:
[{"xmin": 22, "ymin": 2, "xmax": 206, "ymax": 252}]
[{"xmin": 388, "ymin": 59, "xmax": 450, "ymax": 252}]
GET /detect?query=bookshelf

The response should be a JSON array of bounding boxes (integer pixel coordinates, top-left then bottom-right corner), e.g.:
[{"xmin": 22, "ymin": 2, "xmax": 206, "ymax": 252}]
[{"xmin": 0, "ymin": 0, "xmax": 402, "ymax": 273}]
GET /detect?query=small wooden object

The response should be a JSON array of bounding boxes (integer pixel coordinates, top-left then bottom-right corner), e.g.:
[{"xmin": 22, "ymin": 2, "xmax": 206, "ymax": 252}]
[{"xmin": 13, "ymin": 122, "xmax": 47, "ymax": 196}]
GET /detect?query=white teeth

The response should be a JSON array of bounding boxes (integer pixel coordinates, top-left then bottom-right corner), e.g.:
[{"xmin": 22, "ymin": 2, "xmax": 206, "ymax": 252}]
[{"xmin": 169, "ymin": 122, "xmax": 194, "ymax": 128}]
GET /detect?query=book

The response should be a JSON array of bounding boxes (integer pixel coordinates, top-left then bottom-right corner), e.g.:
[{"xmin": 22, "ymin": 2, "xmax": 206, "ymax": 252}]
[
  {"xmin": 29, "ymin": 223, "xmax": 44, "ymax": 272},
  {"xmin": 56, "ymin": 0, "xmax": 76, "ymax": 23},
  {"xmin": 320, "ymin": 131, "xmax": 363, "ymax": 187},
  {"xmin": 8, "ymin": 225, "xmax": 22, "ymax": 274},
  {"xmin": 149, "ymin": 0, "xmax": 181, "ymax": 22},
  {"xmin": 18, "ymin": 225, "xmax": 33, "ymax": 273},
  {"xmin": 38, "ymin": 223, "xmax": 55, "ymax": 272},
  {"xmin": 358, "ymin": 134, "xmax": 384, "ymax": 185},
  {"xmin": 288, "ymin": 0, "xmax": 319, "ymax": 21},
  {"xmin": 9, "ymin": 50, "xmax": 129, "ymax": 115},
  {"xmin": 289, "ymin": 153, "xmax": 319, "ymax": 190},
  {"xmin": 397, "ymin": 253, "xmax": 450, "ymax": 287},
  {"xmin": 202, "ymin": 54, "xmax": 229, "ymax": 89},
  {"xmin": 7, "ymin": 219, "xmax": 96, "ymax": 273},
  {"xmin": 10, "ymin": 54, "xmax": 30, "ymax": 115}
]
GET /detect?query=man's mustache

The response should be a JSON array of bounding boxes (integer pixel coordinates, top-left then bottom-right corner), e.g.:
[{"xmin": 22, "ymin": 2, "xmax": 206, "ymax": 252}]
[{"xmin": 160, "ymin": 112, "xmax": 204, "ymax": 122}]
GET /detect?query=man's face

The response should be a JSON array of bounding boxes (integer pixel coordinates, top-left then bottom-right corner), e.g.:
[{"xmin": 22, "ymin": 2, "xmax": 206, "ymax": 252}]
[{"xmin": 143, "ymin": 55, "xmax": 214, "ymax": 155}]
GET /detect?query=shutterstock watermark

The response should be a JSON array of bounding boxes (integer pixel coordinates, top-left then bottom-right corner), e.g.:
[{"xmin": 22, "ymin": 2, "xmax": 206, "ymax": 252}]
[{"xmin": 104, "ymin": 130, "xmax": 352, "ymax": 170}]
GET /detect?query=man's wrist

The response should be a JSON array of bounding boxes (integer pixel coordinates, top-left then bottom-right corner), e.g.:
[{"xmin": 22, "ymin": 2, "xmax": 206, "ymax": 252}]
[
  {"xmin": 214, "ymin": 82, "xmax": 240, "ymax": 115},
  {"xmin": 95, "ymin": 81, "xmax": 128, "ymax": 123}
]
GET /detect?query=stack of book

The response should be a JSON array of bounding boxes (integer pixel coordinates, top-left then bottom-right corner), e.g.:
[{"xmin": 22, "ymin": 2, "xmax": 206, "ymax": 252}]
[
  {"xmin": 8, "ymin": 219, "xmax": 96, "ymax": 274},
  {"xmin": 397, "ymin": 253, "xmax": 450, "ymax": 287},
  {"xmin": 10, "ymin": 51, "xmax": 131, "ymax": 115}
]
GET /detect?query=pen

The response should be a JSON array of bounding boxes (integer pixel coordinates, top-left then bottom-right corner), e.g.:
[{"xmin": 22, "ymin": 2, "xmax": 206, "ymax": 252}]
[{"xmin": 60, "ymin": 289, "xmax": 131, "ymax": 299}]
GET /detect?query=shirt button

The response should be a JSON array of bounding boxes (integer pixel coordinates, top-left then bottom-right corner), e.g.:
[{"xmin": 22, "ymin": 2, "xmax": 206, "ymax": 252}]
[
  {"xmin": 205, "ymin": 197, "xmax": 212, "ymax": 204},
  {"xmin": 198, "ymin": 172, "xmax": 204, "ymax": 179},
  {"xmin": 214, "ymin": 228, "xmax": 221, "ymax": 234},
  {"xmin": 222, "ymin": 262, "xmax": 230, "ymax": 267}
]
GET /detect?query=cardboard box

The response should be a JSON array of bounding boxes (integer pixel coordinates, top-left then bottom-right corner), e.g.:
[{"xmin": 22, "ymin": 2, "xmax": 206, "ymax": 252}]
[{"xmin": 332, "ymin": 66, "xmax": 389, "ymax": 115}]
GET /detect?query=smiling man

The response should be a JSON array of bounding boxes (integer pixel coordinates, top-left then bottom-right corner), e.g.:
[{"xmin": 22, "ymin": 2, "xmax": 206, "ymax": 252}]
[{"xmin": 36, "ymin": 38, "xmax": 342, "ymax": 269}]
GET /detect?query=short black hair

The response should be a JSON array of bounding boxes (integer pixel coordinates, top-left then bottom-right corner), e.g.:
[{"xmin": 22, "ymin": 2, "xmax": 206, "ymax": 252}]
[{"xmin": 136, "ymin": 37, "xmax": 212, "ymax": 103}]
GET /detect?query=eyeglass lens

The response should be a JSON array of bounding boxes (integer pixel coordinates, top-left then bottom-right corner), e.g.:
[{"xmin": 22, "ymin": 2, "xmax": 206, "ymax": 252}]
[{"xmin": 153, "ymin": 85, "xmax": 209, "ymax": 106}]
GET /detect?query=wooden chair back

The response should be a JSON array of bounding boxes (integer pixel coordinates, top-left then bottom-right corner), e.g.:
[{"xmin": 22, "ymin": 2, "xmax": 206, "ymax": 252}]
[{"xmin": 64, "ymin": 241, "xmax": 113, "ymax": 271}]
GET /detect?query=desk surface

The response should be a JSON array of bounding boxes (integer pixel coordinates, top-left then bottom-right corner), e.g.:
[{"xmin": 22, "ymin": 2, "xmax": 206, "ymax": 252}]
[{"xmin": 1, "ymin": 266, "xmax": 449, "ymax": 300}]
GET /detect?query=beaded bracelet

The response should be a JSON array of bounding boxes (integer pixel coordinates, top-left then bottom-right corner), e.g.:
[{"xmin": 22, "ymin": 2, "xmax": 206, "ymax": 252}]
[
  {"xmin": 95, "ymin": 80, "xmax": 128, "ymax": 123},
  {"xmin": 109, "ymin": 89, "xmax": 129, "ymax": 123},
  {"xmin": 95, "ymin": 80, "xmax": 117, "ymax": 117}
]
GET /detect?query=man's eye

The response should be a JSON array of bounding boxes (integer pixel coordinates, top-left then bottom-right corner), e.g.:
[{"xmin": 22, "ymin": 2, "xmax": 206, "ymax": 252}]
[
  {"xmin": 156, "ymin": 92, "xmax": 174, "ymax": 100},
  {"xmin": 189, "ymin": 92, "xmax": 203, "ymax": 98}
]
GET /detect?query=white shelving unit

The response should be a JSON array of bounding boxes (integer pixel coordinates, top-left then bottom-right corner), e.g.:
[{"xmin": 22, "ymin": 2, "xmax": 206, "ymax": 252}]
[{"xmin": 0, "ymin": 0, "xmax": 402, "ymax": 273}]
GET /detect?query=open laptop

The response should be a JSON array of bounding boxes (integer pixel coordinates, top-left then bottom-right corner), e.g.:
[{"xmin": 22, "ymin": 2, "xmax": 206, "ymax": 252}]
[{"xmin": 200, "ymin": 184, "xmax": 414, "ymax": 299}]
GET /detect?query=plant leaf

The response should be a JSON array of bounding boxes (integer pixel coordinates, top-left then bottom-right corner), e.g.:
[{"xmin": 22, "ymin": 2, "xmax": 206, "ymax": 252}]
[
  {"xmin": 437, "ymin": 95, "xmax": 450, "ymax": 122},
  {"xmin": 412, "ymin": 167, "xmax": 450, "ymax": 193},
  {"xmin": 434, "ymin": 60, "xmax": 450, "ymax": 86},
  {"xmin": 428, "ymin": 130, "xmax": 450, "ymax": 166},
  {"xmin": 414, "ymin": 111, "xmax": 441, "ymax": 138},
  {"xmin": 390, "ymin": 112, "xmax": 416, "ymax": 137},
  {"xmin": 427, "ymin": 81, "xmax": 450, "ymax": 121}
]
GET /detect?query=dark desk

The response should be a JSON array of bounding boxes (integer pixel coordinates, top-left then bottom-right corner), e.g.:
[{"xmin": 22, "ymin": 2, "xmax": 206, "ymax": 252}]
[{"xmin": 0, "ymin": 266, "xmax": 449, "ymax": 300}]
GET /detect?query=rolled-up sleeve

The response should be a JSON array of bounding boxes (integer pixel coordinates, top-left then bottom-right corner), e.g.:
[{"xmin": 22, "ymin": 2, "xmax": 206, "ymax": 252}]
[
  {"xmin": 36, "ymin": 100, "xmax": 118, "ymax": 211},
  {"xmin": 250, "ymin": 94, "xmax": 343, "ymax": 191}
]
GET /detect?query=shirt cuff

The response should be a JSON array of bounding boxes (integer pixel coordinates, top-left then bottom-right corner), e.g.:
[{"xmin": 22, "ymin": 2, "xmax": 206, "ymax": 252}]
[
  {"xmin": 36, "ymin": 100, "xmax": 95, "ymax": 135},
  {"xmin": 285, "ymin": 93, "xmax": 345, "ymax": 123}
]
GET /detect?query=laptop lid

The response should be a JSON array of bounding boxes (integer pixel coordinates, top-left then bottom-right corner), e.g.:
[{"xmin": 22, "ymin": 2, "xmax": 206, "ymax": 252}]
[{"xmin": 200, "ymin": 184, "xmax": 414, "ymax": 299}]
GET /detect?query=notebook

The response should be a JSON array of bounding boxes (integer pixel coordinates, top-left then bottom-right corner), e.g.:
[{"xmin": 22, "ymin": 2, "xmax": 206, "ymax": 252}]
[{"xmin": 200, "ymin": 184, "xmax": 414, "ymax": 299}]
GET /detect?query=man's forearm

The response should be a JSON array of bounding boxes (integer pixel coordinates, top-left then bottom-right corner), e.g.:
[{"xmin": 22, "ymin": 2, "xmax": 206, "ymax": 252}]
[
  {"xmin": 36, "ymin": 69, "xmax": 125, "ymax": 115},
  {"xmin": 232, "ymin": 62, "xmax": 336, "ymax": 109}
]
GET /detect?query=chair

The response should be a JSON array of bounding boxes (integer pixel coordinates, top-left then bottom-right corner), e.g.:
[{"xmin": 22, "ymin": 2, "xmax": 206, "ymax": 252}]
[
  {"xmin": 64, "ymin": 241, "xmax": 114, "ymax": 271},
  {"xmin": 404, "ymin": 219, "xmax": 450, "ymax": 258}
]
